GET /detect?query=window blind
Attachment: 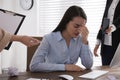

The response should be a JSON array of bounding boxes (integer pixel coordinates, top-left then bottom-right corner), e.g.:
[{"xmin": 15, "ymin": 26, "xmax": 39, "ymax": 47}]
[{"xmin": 37, "ymin": 0, "xmax": 106, "ymax": 66}]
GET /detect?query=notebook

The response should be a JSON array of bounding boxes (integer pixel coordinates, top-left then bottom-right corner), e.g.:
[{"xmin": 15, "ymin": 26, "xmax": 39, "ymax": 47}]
[
  {"xmin": 79, "ymin": 70, "xmax": 108, "ymax": 79},
  {"xmin": 102, "ymin": 18, "xmax": 110, "ymax": 33},
  {"xmin": 110, "ymin": 43, "xmax": 120, "ymax": 67}
]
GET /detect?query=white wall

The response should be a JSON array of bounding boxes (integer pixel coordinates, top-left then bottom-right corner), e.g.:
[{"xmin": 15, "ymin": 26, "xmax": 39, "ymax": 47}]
[{"xmin": 0, "ymin": 0, "xmax": 39, "ymax": 73}]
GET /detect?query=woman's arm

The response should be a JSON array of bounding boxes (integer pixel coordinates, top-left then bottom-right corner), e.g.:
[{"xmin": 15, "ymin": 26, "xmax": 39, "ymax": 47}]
[
  {"xmin": 0, "ymin": 28, "xmax": 40, "ymax": 52},
  {"xmin": 10, "ymin": 35, "xmax": 40, "ymax": 47},
  {"xmin": 80, "ymin": 44, "xmax": 93, "ymax": 69},
  {"xmin": 29, "ymin": 37, "xmax": 65, "ymax": 72}
]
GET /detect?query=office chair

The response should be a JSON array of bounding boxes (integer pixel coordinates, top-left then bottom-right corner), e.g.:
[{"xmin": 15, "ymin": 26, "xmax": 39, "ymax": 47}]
[{"xmin": 27, "ymin": 37, "xmax": 42, "ymax": 71}]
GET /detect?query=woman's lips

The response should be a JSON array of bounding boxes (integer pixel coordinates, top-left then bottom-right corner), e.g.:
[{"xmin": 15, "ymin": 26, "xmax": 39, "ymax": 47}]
[{"xmin": 75, "ymin": 33, "xmax": 79, "ymax": 36}]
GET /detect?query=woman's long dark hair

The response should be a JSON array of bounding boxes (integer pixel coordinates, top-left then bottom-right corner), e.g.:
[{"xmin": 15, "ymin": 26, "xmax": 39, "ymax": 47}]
[{"xmin": 53, "ymin": 5, "xmax": 87, "ymax": 32}]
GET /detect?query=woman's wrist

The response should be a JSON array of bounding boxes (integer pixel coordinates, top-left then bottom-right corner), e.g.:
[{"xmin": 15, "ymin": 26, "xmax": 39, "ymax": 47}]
[
  {"xmin": 83, "ymin": 40, "xmax": 88, "ymax": 45},
  {"xmin": 10, "ymin": 35, "xmax": 23, "ymax": 42}
]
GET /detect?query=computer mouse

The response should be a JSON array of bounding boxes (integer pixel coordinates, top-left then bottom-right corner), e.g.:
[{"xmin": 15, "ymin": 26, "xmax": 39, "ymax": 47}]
[{"xmin": 58, "ymin": 74, "xmax": 74, "ymax": 80}]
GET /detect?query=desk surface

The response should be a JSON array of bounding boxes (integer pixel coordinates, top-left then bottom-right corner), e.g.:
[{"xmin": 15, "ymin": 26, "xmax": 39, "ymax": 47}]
[
  {"xmin": 0, "ymin": 66, "xmax": 120, "ymax": 80},
  {"xmin": 0, "ymin": 70, "xmax": 90, "ymax": 80}
]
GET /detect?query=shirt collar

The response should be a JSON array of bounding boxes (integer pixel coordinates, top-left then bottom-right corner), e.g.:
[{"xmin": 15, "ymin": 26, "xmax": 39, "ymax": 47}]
[
  {"xmin": 56, "ymin": 31, "xmax": 78, "ymax": 42},
  {"xmin": 56, "ymin": 31, "xmax": 63, "ymax": 41}
]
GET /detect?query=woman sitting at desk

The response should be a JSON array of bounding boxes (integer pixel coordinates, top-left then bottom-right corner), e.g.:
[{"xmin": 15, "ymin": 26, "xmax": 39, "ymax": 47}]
[{"xmin": 30, "ymin": 5, "xmax": 93, "ymax": 72}]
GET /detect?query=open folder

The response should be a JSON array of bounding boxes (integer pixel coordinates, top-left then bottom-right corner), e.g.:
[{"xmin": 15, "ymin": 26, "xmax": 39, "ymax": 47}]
[{"xmin": 0, "ymin": 9, "xmax": 26, "ymax": 50}]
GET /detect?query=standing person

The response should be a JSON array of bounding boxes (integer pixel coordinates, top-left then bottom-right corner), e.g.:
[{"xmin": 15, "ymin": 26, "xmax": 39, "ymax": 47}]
[
  {"xmin": 94, "ymin": 0, "xmax": 120, "ymax": 65},
  {"xmin": 30, "ymin": 5, "xmax": 93, "ymax": 72},
  {"xmin": 0, "ymin": 28, "xmax": 40, "ymax": 52}
]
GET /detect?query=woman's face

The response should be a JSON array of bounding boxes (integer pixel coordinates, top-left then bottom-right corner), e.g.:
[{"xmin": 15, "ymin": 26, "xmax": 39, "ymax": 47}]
[{"xmin": 65, "ymin": 16, "xmax": 86, "ymax": 38}]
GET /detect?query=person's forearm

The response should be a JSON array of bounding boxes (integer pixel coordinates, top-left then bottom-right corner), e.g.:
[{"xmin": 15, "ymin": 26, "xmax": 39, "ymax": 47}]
[
  {"xmin": 30, "ymin": 63, "xmax": 65, "ymax": 72},
  {"xmin": 10, "ymin": 35, "xmax": 23, "ymax": 42}
]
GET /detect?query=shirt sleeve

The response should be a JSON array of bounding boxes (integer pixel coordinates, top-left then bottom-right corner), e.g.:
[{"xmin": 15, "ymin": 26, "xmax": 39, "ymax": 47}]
[
  {"xmin": 79, "ymin": 43, "xmax": 93, "ymax": 69},
  {"xmin": 110, "ymin": 24, "xmax": 116, "ymax": 32},
  {"xmin": 95, "ymin": 39, "xmax": 101, "ymax": 46},
  {"xmin": 106, "ymin": 24, "xmax": 116, "ymax": 35},
  {"xmin": 29, "ymin": 36, "xmax": 65, "ymax": 72},
  {"xmin": 0, "ymin": 28, "xmax": 11, "ymax": 52}
]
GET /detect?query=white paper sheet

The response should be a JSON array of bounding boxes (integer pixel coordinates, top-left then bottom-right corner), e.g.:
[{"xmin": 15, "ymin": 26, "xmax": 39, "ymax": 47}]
[
  {"xmin": 26, "ymin": 78, "xmax": 40, "ymax": 80},
  {"xmin": 79, "ymin": 70, "xmax": 109, "ymax": 79}
]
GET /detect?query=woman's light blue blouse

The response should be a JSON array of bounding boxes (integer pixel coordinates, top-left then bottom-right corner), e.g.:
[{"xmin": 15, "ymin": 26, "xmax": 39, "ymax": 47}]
[{"xmin": 30, "ymin": 31, "xmax": 93, "ymax": 72}]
